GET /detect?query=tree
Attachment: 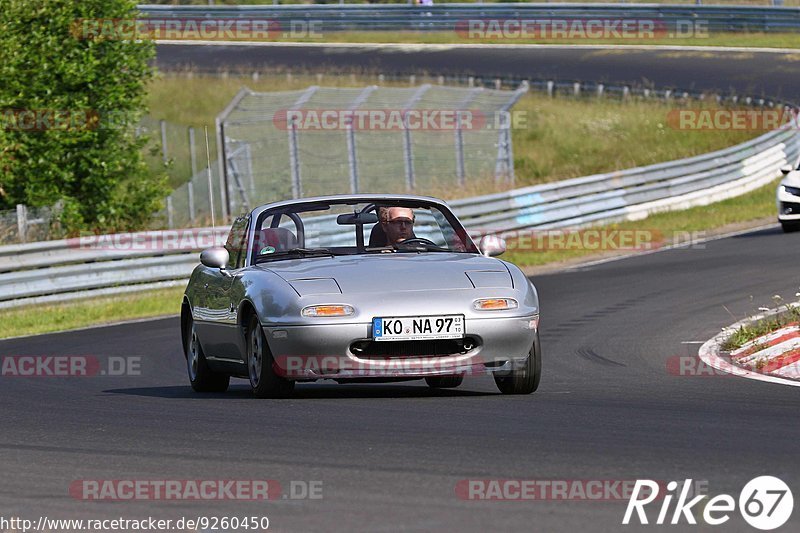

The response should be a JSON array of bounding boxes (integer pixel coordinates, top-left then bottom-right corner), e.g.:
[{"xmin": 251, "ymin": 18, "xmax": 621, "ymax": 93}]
[{"xmin": 0, "ymin": 0, "xmax": 166, "ymax": 233}]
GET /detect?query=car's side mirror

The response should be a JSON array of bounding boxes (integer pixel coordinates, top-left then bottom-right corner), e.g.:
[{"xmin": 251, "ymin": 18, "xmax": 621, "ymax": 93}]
[
  {"xmin": 200, "ymin": 246, "xmax": 231, "ymax": 276},
  {"xmin": 781, "ymin": 165, "xmax": 794, "ymax": 175},
  {"xmin": 479, "ymin": 235, "xmax": 506, "ymax": 257}
]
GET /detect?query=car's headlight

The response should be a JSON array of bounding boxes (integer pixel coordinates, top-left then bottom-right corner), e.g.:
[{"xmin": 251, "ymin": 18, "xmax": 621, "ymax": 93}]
[
  {"xmin": 301, "ymin": 305, "xmax": 355, "ymax": 317},
  {"xmin": 784, "ymin": 185, "xmax": 800, "ymax": 197},
  {"xmin": 473, "ymin": 298, "xmax": 518, "ymax": 311}
]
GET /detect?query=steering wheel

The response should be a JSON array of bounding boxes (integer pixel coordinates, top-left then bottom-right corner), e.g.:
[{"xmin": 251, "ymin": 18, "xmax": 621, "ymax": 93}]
[{"xmin": 396, "ymin": 237, "xmax": 438, "ymax": 247}]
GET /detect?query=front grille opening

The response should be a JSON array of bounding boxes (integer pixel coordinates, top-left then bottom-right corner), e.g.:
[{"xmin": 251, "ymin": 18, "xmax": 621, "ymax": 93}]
[{"xmin": 350, "ymin": 336, "xmax": 480, "ymax": 358}]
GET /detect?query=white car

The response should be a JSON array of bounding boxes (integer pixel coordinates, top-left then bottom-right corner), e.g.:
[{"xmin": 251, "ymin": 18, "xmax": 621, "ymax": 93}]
[{"xmin": 777, "ymin": 165, "xmax": 800, "ymax": 232}]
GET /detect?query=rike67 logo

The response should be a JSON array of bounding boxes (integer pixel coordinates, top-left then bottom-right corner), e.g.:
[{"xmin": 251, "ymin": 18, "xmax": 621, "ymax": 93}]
[{"xmin": 623, "ymin": 477, "xmax": 793, "ymax": 530}]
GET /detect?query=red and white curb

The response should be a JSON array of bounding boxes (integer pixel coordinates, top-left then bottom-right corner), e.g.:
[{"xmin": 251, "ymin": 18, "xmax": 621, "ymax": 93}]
[
  {"xmin": 699, "ymin": 306, "xmax": 800, "ymax": 387},
  {"xmin": 730, "ymin": 324, "xmax": 800, "ymax": 379}
]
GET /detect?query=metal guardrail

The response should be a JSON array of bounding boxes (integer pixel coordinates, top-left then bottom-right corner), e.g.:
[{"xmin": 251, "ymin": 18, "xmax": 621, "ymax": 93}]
[
  {"xmin": 1, "ymin": 124, "xmax": 797, "ymax": 309},
  {"xmin": 138, "ymin": 3, "xmax": 800, "ymax": 33}
]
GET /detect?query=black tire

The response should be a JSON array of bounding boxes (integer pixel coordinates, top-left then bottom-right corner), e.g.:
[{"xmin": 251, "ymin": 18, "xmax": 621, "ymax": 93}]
[
  {"xmin": 246, "ymin": 315, "xmax": 294, "ymax": 398},
  {"xmin": 185, "ymin": 315, "xmax": 230, "ymax": 393},
  {"xmin": 494, "ymin": 332, "xmax": 541, "ymax": 395},
  {"xmin": 425, "ymin": 375, "xmax": 464, "ymax": 389},
  {"xmin": 781, "ymin": 221, "xmax": 800, "ymax": 233}
]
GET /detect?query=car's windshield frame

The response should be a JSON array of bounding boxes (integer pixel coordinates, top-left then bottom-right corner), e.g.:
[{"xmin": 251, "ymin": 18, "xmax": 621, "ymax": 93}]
[{"xmin": 247, "ymin": 197, "xmax": 478, "ymax": 266}]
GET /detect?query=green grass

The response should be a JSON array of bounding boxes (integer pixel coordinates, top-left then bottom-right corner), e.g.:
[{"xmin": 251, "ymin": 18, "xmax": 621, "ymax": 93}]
[
  {"xmin": 146, "ymin": 73, "xmax": 757, "ymax": 192},
  {"xmin": 721, "ymin": 303, "xmax": 800, "ymax": 351},
  {"xmin": 0, "ymin": 287, "xmax": 185, "ymax": 339},
  {"xmin": 503, "ymin": 177, "xmax": 781, "ymax": 267}
]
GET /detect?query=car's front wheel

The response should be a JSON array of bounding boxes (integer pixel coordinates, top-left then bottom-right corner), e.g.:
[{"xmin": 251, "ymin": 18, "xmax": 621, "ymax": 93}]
[
  {"xmin": 494, "ymin": 332, "xmax": 541, "ymax": 395},
  {"xmin": 246, "ymin": 315, "xmax": 294, "ymax": 398},
  {"xmin": 185, "ymin": 316, "xmax": 230, "ymax": 393},
  {"xmin": 425, "ymin": 375, "xmax": 464, "ymax": 389}
]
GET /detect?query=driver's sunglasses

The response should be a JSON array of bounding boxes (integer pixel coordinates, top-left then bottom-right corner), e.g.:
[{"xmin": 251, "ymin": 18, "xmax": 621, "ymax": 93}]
[{"xmin": 388, "ymin": 218, "xmax": 414, "ymax": 226}]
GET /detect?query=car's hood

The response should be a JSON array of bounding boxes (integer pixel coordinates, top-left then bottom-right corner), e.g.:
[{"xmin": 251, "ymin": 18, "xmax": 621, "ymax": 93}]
[{"xmin": 258, "ymin": 253, "xmax": 513, "ymax": 295}]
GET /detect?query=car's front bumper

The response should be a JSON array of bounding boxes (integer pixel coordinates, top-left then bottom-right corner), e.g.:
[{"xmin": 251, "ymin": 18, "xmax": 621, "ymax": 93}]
[
  {"xmin": 777, "ymin": 184, "xmax": 800, "ymax": 221},
  {"xmin": 263, "ymin": 315, "xmax": 538, "ymax": 380}
]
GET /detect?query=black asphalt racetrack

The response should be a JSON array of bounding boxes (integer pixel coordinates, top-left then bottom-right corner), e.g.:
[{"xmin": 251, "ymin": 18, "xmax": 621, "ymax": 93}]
[
  {"xmin": 156, "ymin": 43, "xmax": 800, "ymax": 103},
  {"xmin": 2, "ymin": 226, "xmax": 799, "ymax": 531}
]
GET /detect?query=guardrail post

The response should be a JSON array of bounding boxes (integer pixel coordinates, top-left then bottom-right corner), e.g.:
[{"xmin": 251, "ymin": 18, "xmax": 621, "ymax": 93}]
[
  {"xmin": 16, "ymin": 204, "xmax": 27, "ymax": 243},
  {"xmin": 573, "ymin": 82, "xmax": 581, "ymax": 97},
  {"xmin": 597, "ymin": 84, "xmax": 604, "ymax": 98},
  {"xmin": 547, "ymin": 81, "xmax": 554, "ymax": 97}
]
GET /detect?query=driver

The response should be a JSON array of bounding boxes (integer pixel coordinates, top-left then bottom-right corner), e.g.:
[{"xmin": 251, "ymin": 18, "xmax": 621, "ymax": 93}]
[{"xmin": 379, "ymin": 206, "xmax": 416, "ymax": 244}]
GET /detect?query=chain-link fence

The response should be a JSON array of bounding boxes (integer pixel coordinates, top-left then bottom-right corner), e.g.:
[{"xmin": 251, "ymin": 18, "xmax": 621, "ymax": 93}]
[
  {"xmin": 0, "ymin": 204, "xmax": 61, "ymax": 245},
  {"xmin": 204, "ymin": 83, "xmax": 528, "ymax": 221},
  {"xmin": 139, "ymin": 117, "xmax": 218, "ymax": 190}
]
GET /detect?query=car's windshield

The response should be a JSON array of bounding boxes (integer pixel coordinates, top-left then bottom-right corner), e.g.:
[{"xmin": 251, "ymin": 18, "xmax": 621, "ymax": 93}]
[{"xmin": 251, "ymin": 201, "xmax": 477, "ymax": 263}]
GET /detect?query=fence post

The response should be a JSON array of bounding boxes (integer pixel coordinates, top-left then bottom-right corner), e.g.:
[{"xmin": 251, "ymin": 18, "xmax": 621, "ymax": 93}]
[
  {"xmin": 284, "ymin": 86, "xmax": 319, "ymax": 199},
  {"xmin": 495, "ymin": 82, "xmax": 528, "ymax": 185},
  {"xmin": 188, "ymin": 181, "xmax": 196, "ymax": 225},
  {"xmin": 245, "ymin": 143, "xmax": 255, "ymax": 199},
  {"xmin": 159, "ymin": 119, "xmax": 168, "ymax": 164},
  {"xmin": 216, "ymin": 88, "xmax": 251, "ymax": 221},
  {"xmin": 16, "ymin": 204, "xmax": 27, "ymax": 243},
  {"xmin": 401, "ymin": 84, "xmax": 432, "ymax": 191},
  {"xmin": 166, "ymin": 196, "xmax": 174, "ymax": 229},
  {"xmin": 288, "ymin": 123, "xmax": 301, "ymax": 199},
  {"xmin": 188, "ymin": 126, "xmax": 198, "ymax": 177},
  {"xmin": 345, "ymin": 85, "xmax": 378, "ymax": 194},
  {"xmin": 455, "ymin": 87, "xmax": 483, "ymax": 186}
]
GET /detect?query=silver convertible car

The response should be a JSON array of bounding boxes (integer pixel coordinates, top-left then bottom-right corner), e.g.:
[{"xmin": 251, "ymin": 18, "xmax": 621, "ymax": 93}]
[{"xmin": 181, "ymin": 194, "xmax": 541, "ymax": 397}]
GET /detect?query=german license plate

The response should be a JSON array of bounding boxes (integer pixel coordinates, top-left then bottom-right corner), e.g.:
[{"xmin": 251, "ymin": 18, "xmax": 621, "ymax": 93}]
[{"xmin": 372, "ymin": 315, "xmax": 464, "ymax": 341}]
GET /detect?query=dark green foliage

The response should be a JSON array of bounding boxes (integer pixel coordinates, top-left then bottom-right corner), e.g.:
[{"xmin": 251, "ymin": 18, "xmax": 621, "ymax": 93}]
[{"xmin": 0, "ymin": 0, "xmax": 166, "ymax": 233}]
